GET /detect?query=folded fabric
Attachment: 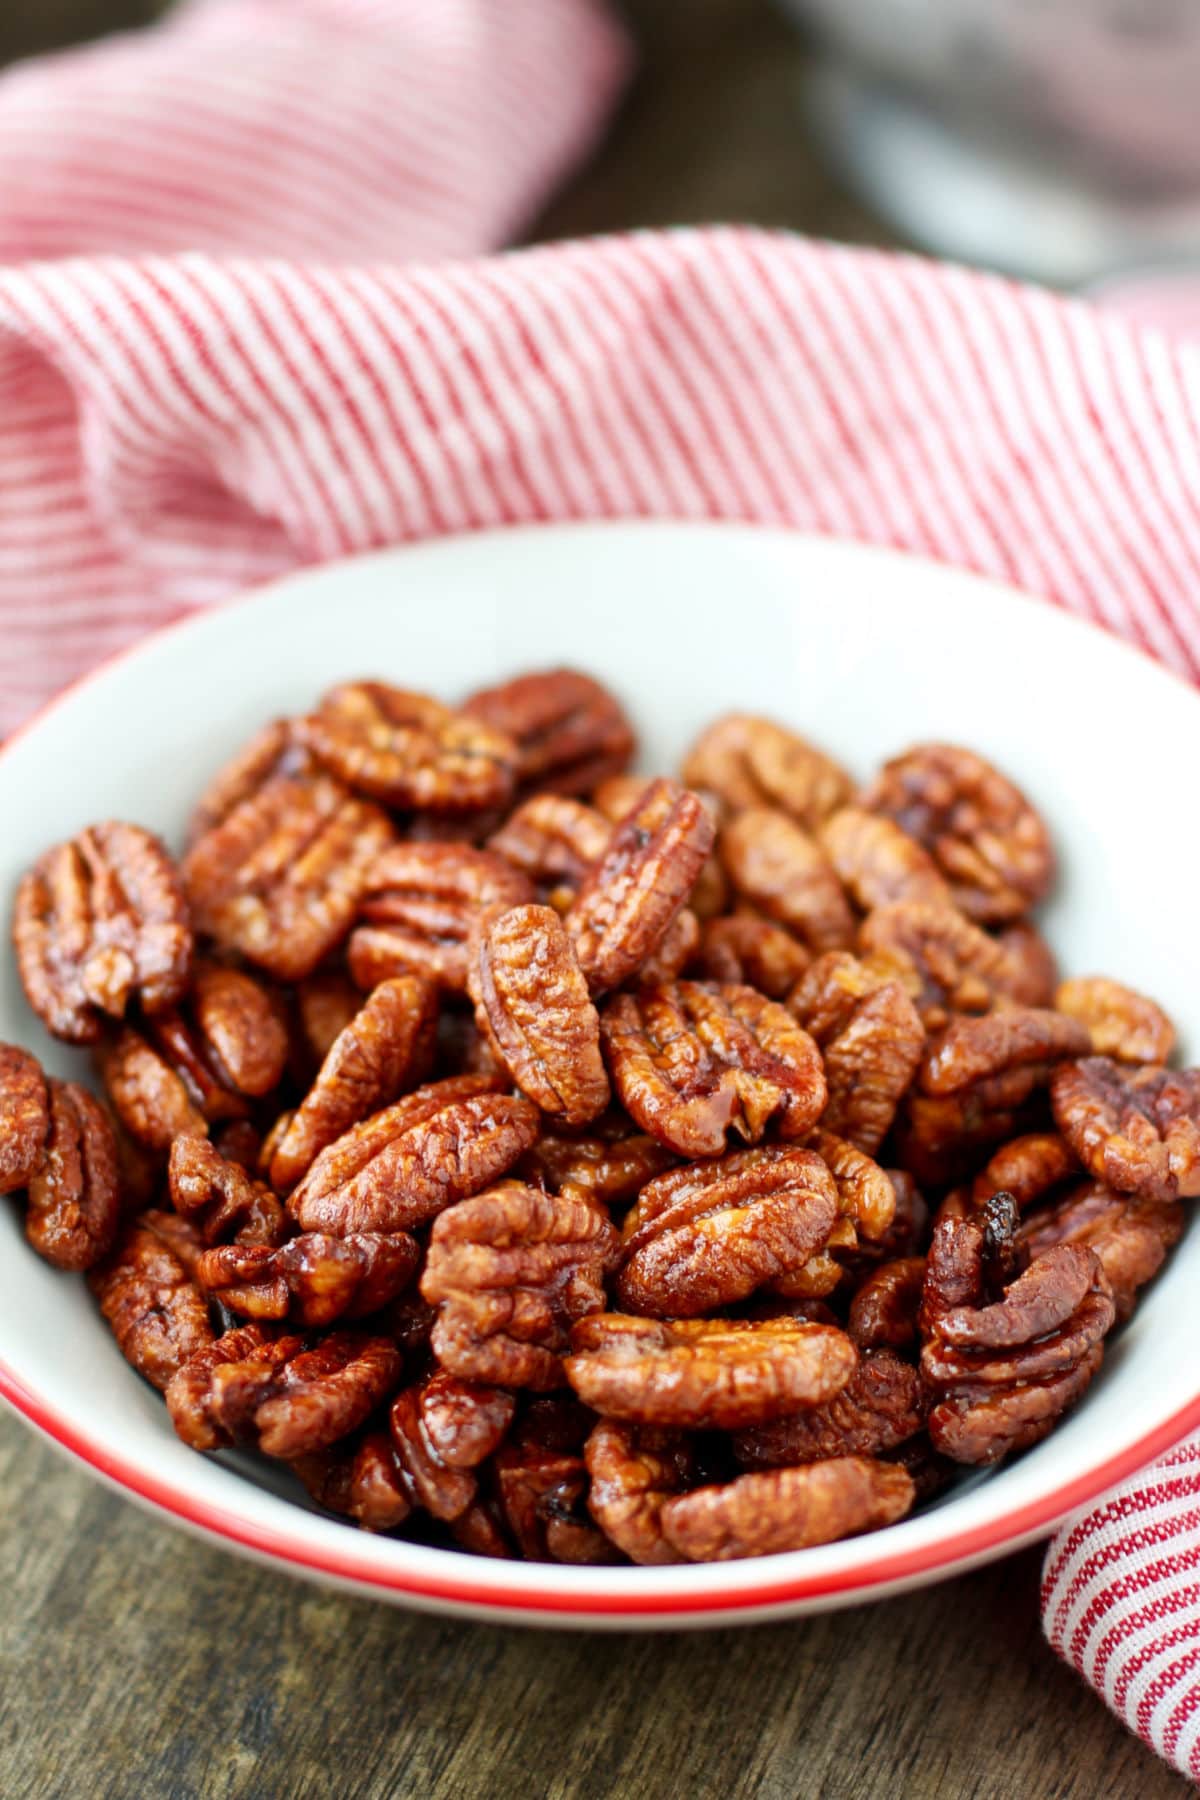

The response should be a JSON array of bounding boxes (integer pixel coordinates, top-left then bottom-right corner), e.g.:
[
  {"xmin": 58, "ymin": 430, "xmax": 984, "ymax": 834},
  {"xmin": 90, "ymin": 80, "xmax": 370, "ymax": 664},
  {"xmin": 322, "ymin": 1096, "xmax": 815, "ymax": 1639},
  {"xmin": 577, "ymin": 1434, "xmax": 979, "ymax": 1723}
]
[{"xmin": 2, "ymin": 0, "xmax": 1200, "ymax": 1782}]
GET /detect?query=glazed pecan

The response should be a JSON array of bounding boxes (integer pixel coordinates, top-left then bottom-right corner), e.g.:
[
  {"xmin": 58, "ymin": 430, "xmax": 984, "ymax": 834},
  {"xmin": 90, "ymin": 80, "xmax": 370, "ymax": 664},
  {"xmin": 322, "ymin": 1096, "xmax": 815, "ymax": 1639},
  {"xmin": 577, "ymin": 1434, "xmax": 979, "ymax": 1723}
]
[
  {"xmin": 266, "ymin": 976, "xmax": 438, "ymax": 1192},
  {"xmin": 615, "ymin": 1145, "xmax": 839, "ymax": 1317},
  {"xmin": 461, "ymin": 667, "xmax": 635, "ymax": 799},
  {"xmin": 186, "ymin": 718, "xmax": 308, "ymax": 844},
  {"xmin": 994, "ymin": 922, "xmax": 1059, "ymax": 1008},
  {"xmin": 659, "ymin": 1457, "xmax": 914, "ymax": 1561},
  {"xmin": 421, "ymin": 1180, "xmax": 617, "ymax": 1390},
  {"xmin": 294, "ymin": 1429, "xmax": 413, "ymax": 1531},
  {"xmin": 486, "ymin": 796, "xmax": 611, "ymax": 912},
  {"xmin": 168, "ymin": 1134, "xmax": 287, "ymax": 1247},
  {"xmin": 468, "ymin": 904, "xmax": 608, "ymax": 1128},
  {"xmin": 696, "ymin": 913, "xmax": 811, "ymax": 999},
  {"xmin": 89, "ymin": 1218, "xmax": 213, "ymax": 1390},
  {"xmin": 491, "ymin": 1441, "xmax": 616, "ymax": 1563},
  {"xmin": 138, "ymin": 1205, "xmax": 206, "ymax": 1276},
  {"xmin": 564, "ymin": 1315, "xmax": 857, "ymax": 1430},
  {"xmin": 820, "ymin": 807, "xmax": 952, "ymax": 913},
  {"xmin": 384, "ymin": 1373, "xmax": 516, "ymax": 1521},
  {"xmin": 634, "ymin": 906, "xmax": 701, "ymax": 987},
  {"xmin": 1017, "ymin": 1181, "xmax": 1182, "ymax": 1322},
  {"xmin": 167, "ymin": 1327, "xmax": 402, "ymax": 1458},
  {"xmin": 601, "ymin": 980, "xmax": 826, "ymax": 1158},
  {"xmin": 350, "ymin": 842, "xmax": 534, "ymax": 992},
  {"xmin": 732, "ymin": 1350, "xmax": 924, "ymax": 1468},
  {"xmin": 1051, "ymin": 1058, "xmax": 1200, "ymax": 1203},
  {"xmin": 289, "ymin": 970, "xmax": 363, "ymax": 1078},
  {"xmin": 847, "ymin": 1257, "xmax": 927, "ymax": 1351},
  {"xmin": 920, "ymin": 1199, "xmax": 1115, "ymax": 1464},
  {"xmin": 592, "ymin": 778, "xmax": 729, "ymax": 928},
  {"xmin": 97, "ymin": 961, "xmax": 289, "ymax": 1151},
  {"xmin": 720, "ymin": 808, "xmax": 855, "ymax": 954},
  {"xmin": 583, "ymin": 1419, "xmax": 694, "ymax": 1565},
  {"xmin": 680, "ymin": 713, "xmax": 853, "ymax": 830},
  {"xmin": 195, "ymin": 1230, "xmax": 419, "ymax": 1327},
  {"xmin": 14, "ymin": 822, "xmax": 193, "ymax": 1043},
  {"xmin": 970, "ymin": 1132, "xmax": 1079, "ymax": 1211},
  {"xmin": 21, "ymin": 1079, "xmax": 119, "ymax": 1270},
  {"xmin": 920, "ymin": 1009, "xmax": 1090, "ymax": 1097},
  {"xmin": 0, "ymin": 1043, "xmax": 49, "ymax": 1194},
  {"xmin": 788, "ymin": 952, "xmax": 924, "ymax": 1155},
  {"xmin": 770, "ymin": 1133, "xmax": 897, "ymax": 1301},
  {"xmin": 297, "ymin": 681, "xmax": 517, "ymax": 812},
  {"xmin": 183, "ymin": 772, "xmax": 393, "ymax": 981},
  {"xmin": 1054, "ymin": 977, "xmax": 1175, "ymax": 1065},
  {"xmin": 860, "ymin": 742, "xmax": 1054, "ymax": 924},
  {"xmin": 858, "ymin": 901, "xmax": 1041, "ymax": 1032},
  {"xmin": 566, "ymin": 779, "xmax": 715, "ymax": 995},
  {"xmin": 521, "ymin": 1119, "xmax": 677, "ymax": 1208},
  {"xmin": 289, "ymin": 1075, "xmax": 539, "ymax": 1235}
]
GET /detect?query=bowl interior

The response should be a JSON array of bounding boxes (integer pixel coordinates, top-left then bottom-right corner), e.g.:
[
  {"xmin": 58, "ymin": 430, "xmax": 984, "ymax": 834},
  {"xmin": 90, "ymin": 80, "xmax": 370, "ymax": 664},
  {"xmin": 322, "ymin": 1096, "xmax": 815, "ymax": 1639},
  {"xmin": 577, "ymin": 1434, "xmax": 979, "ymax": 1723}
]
[{"xmin": 2, "ymin": 521, "xmax": 1198, "ymax": 1624}]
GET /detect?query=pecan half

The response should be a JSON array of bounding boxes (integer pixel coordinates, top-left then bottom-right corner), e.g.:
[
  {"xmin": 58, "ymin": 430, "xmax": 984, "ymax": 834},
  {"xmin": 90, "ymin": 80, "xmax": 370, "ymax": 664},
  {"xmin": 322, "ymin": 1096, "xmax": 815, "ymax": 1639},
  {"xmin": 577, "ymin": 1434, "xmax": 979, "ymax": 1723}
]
[
  {"xmin": 421, "ymin": 1180, "xmax": 617, "ymax": 1390},
  {"xmin": 183, "ymin": 772, "xmax": 393, "ymax": 981},
  {"xmin": 616, "ymin": 1145, "xmax": 839, "ymax": 1317},
  {"xmin": 583, "ymin": 1419, "xmax": 693, "ymax": 1566},
  {"xmin": 168, "ymin": 1134, "xmax": 287, "ymax": 1247},
  {"xmin": 970, "ymin": 1132, "xmax": 1079, "ymax": 1211},
  {"xmin": 521, "ymin": 1120, "xmax": 677, "ymax": 1208},
  {"xmin": 770, "ymin": 1133, "xmax": 897, "ymax": 1301},
  {"xmin": 14, "ymin": 822, "xmax": 193, "ymax": 1043},
  {"xmin": 696, "ymin": 913, "xmax": 811, "ymax": 999},
  {"xmin": 468, "ymin": 904, "xmax": 608, "ymax": 1128},
  {"xmin": 195, "ymin": 1231, "xmax": 419, "ymax": 1327},
  {"xmin": 564, "ymin": 1315, "xmax": 857, "ymax": 1430},
  {"xmin": 289, "ymin": 970, "xmax": 363, "ymax": 1078},
  {"xmin": 732, "ymin": 1350, "xmax": 924, "ymax": 1468},
  {"xmin": 350, "ymin": 842, "xmax": 534, "ymax": 992},
  {"xmin": 658, "ymin": 1457, "xmax": 914, "ymax": 1561},
  {"xmin": 462, "ymin": 668, "xmax": 635, "ymax": 799},
  {"xmin": 820, "ymin": 807, "xmax": 952, "ymax": 913},
  {"xmin": 22, "ymin": 1079, "xmax": 119, "ymax": 1270},
  {"xmin": 384, "ymin": 1374, "xmax": 516, "ymax": 1521},
  {"xmin": 491, "ymin": 1441, "xmax": 616, "ymax": 1563},
  {"xmin": 1054, "ymin": 977, "xmax": 1175, "ymax": 1065},
  {"xmin": 289, "ymin": 1075, "xmax": 539, "ymax": 1235},
  {"xmin": 861, "ymin": 743, "xmax": 1054, "ymax": 924},
  {"xmin": 789, "ymin": 951, "xmax": 925, "ymax": 1156},
  {"xmin": 858, "ymin": 901, "xmax": 1041, "ymax": 1032},
  {"xmin": 847, "ymin": 1258, "xmax": 927, "ymax": 1351},
  {"xmin": 720, "ymin": 808, "xmax": 855, "ymax": 954},
  {"xmin": 89, "ymin": 1218, "xmax": 213, "ymax": 1389},
  {"xmin": 486, "ymin": 796, "xmax": 610, "ymax": 912},
  {"xmin": 680, "ymin": 713, "xmax": 853, "ymax": 830},
  {"xmin": 297, "ymin": 681, "xmax": 516, "ymax": 812},
  {"xmin": 266, "ymin": 976, "xmax": 438, "ymax": 1192},
  {"xmin": 1017, "ymin": 1181, "xmax": 1181, "ymax": 1322},
  {"xmin": 0, "ymin": 1043, "xmax": 49, "ymax": 1195},
  {"xmin": 1051, "ymin": 1058, "xmax": 1200, "ymax": 1203},
  {"xmin": 601, "ymin": 980, "xmax": 826, "ymax": 1158},
  {"xmin": 186, "ymin": 718, "xmax": 307, "ymax": 844},
  {"xmin": 566, "ymin": 779, "xmax": 714, "ymax": 995}
]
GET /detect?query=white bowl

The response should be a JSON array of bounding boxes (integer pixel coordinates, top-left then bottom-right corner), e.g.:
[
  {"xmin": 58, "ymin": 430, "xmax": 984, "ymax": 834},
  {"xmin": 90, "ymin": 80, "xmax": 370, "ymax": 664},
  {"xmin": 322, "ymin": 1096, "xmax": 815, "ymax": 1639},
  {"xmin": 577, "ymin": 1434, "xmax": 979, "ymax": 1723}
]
[{"xmin": 3, "ymin": 521, "xmax": 1198, "ymax": 1628}]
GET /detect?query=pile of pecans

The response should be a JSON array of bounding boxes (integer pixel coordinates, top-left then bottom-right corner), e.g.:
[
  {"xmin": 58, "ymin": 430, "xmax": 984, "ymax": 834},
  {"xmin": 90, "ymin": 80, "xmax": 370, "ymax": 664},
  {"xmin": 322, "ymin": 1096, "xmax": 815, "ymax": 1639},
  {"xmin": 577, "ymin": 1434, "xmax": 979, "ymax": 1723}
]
[{"xmin": 2, "ymin": 669, "xmax": 1197, "ymax": 1564}]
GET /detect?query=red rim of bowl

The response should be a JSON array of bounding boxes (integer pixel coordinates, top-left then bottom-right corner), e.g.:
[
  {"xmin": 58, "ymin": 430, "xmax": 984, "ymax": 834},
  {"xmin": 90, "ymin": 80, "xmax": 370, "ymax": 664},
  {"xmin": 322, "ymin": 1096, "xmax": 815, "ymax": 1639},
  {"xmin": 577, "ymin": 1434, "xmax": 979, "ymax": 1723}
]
[{"xmin": 2, "ymin": 529, "xmax": 1200, "ymax": 1616}]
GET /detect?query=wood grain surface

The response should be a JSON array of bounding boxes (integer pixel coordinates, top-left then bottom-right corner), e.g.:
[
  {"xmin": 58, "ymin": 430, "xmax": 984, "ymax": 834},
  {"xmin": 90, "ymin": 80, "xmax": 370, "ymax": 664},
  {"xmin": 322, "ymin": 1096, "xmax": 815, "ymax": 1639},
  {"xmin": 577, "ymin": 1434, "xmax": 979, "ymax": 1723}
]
[{"xmin": 0, "ymin": 2, "xmax": 1189, "ymax": 1796}]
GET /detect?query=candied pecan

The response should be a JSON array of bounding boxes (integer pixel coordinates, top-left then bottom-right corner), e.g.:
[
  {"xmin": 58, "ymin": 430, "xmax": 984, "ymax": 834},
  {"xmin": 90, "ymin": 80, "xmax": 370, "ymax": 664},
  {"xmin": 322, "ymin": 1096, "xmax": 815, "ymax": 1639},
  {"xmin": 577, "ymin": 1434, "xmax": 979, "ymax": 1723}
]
[
  {"xmin": 635, "ymin": 906, "xmax": 700, "ymax": 987},
  {"xmin": 920, "ymin": 1204, "xmax": 1115, "ymax": 1464},
  {"xmin": 601, "ymin": 980, "xmax": 825, "ymax": 1158},
  {"xmin": 351, "ymin": 842, "xmax": 533, "ymax": 992},
  {"xmin": 920, "ymin": 1009, "xmax": 1090, "ymax": 1097},
  {"xmin": 139, "ymin": 1205, "xmax": 206, "ymax": 1276},
  {"xmin": 592, "ymin": 779, "xmax": 729, "ymax": 928},
  {"xmin": 0, "ymin": 1044, "xmax": 49, "ymax": 1194},
  {"xmin": 820, "ymin": 807, "xmax": 952, "ymax": 913},
  {"xmin": 995, "ymin": 922, "xmax": 1059, "ymax": 1008},
  {"xmin": 294, "ymin": 1429, "xmax": 413, "ymax": 1531},
  {"xmin": 168, "ymin": 1134, "xmax": 287, "ymax": 1247},
  {"xmin": 767, "ymin": 1135, "xmax": 895, "ymax": 1301},
  {"xmin": 860, "ymin": 743, "xmax": 1054, "ymax": 925},
  {"xmin": 267, "ymin": 976, "xmax": 438, "ymax": 1191},
  {"xmin": 660, "ymin": 1456, "xmax": 914, "ymax": 1561},
  {"xmin": 461, "ymin": 668, "xmax": 635, "ymax": 799},
  {"xmin": 615, "ymin": 1145, "xmax": 839, "ymax": 1317},
  {"xmin": 564, "ymin": 1315, "xmax": 856, "ymax": 1430},
  {"xmin": 680, "ymin": 713, "xmax": 853, "ymax": 830},
  {"xmin": 521, "ymin": 1120, "xmax": 677, "ymax": 1208},
  {"xmin": 732, "ymin": 1350, "xmax": 924, "ymax": 1468},
  {"xmin": 492, "ymin": 1441, "xmax": 616, "ymax": 1563},
  {"xmin": 297, "ymin": 681, "xmax": 516, "ymax": 812},
  {"xmin": 372, "ymin": 1290, "xmax": 437, "ymax": 1358},
  {"xmin": 468, "ymin": 904, "xmax": 608, "ymax": 1128},
  {"xmin": 97, "ymin": 961, "xmax": 289, "ymax": 1152},
  {"xmin": 449, "ymin": 1499, "xmax": 512, "ymax": 1558},
  {"xmin": 720, "ymin": 808, "xmax": 854, "ymax": 954},
  {"xmin": 584, "ymin": 1419, "xmax": 693, "ymax": 1565},
  {"xmin": 21, "ymin": 1080, "xmax": 119, "ymax": 1270},
  {"xmin": 211, "ymin": 1118, "xmax": 263, "ymax": 1174},
  {"xmin": 289, "ymin": 1075, "xmax": 539, "ymax": 1235},
  {"xmin": 14, "ymin": 822, "xmax": 193, "ymax": 1043},
  {"xmin": 89, "ymin": 1219, "xmax": 213, "ymax": 1390},
  {"xmin": 183, "ymin": 772, "xmax": 393, "ymax": 981},
  {"xmin": 1017, "ymin": 1181, "xmax": 1181, "ymax": 1322},
  {"xmin": 1051, "ymin": 1058, "xmax": 1200, "ymax": 1203},
  {"xmin": 696, "ymin": 913, "xmax": 811, "ymax": 999},
  {"xmin": 566, "ymin": 779, "xmax": 714, "ymax": 995},
  {"xmin": 167, "ymin": 1327, "xmax": 401, "ymax": 1458},
  {"xmin": 290, "ymin": 970, "xmax": 363, "ymax": 1077},
  {"xmin": 788, "ymin": 951, "xmax": 924, "ymax": 1156},
  {"xmin": 385, "ymin": 1373, "xmax": 516, "ymax": 1521},
  {"xmin": 186, "ymin": 718, "xmax": 308, "ymax": 844},
  {"xmin": 847, "ymin": 1258, "xmax": 927, "ymax": 1351},
  {"xmin": 970, "ymin": 1132, "xmax": 1079, "ymax": 1211},
  {"xmin": 858, "ymin": 901, "xmax": 1040, "ymax": 1032},
  {"xmin": 422, "ymin": 1180, "xmax": 617, "ymax": 1391},
  {"xmin": 195, "ymin": 1230, "xmax": 419, "ymax": 1326},
  {"xmin": 486, "ymin": 796, "xmax": 611, "ymax": 912},
  {"xmin": 1055, "ymin": 977, "xmax": 1175, "ymax": 1065}
]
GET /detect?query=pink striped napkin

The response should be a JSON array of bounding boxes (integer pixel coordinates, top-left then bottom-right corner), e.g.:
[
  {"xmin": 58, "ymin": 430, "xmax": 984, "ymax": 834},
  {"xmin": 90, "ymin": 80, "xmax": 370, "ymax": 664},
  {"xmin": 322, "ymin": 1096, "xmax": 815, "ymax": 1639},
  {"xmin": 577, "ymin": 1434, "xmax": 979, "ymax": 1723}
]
[{"xmin": 3, "ymin": 0, "xmax": 1200, "ymax": 1777}]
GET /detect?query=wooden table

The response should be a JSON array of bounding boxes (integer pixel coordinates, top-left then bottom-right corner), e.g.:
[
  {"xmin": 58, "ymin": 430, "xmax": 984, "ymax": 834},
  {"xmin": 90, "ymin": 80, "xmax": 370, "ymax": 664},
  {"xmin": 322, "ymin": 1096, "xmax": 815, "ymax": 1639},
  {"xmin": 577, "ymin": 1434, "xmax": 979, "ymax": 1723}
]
[{"xmin": 0, "ymin": 3, "xmax": 1189, "ymax": 1795}]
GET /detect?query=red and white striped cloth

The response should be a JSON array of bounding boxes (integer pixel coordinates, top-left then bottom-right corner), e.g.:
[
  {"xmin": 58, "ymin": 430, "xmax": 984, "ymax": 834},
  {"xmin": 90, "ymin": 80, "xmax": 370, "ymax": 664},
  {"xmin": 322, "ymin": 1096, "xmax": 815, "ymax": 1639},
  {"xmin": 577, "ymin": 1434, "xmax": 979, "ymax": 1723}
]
[{"xmin": 3, "ymin": 0, "xmax": 1200, "ymax": 1779}]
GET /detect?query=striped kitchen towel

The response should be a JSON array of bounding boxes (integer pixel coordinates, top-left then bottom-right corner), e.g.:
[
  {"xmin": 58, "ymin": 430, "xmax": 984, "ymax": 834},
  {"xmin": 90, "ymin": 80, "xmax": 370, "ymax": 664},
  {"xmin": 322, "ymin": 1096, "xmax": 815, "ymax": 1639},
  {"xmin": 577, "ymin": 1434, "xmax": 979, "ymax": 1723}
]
[{"xmin": 2, "ymin": 0, "xmax": 1200, "ymax": 1777}]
